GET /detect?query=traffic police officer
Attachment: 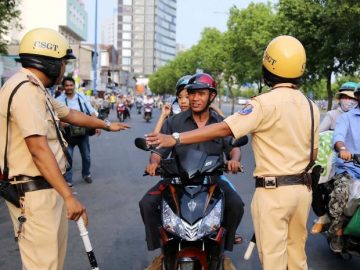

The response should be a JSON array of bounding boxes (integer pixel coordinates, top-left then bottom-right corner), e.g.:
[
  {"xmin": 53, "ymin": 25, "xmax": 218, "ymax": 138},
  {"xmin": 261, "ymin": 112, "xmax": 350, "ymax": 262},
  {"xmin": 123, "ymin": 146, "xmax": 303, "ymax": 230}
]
[
  {"xmin": 145, "ymin": 35, "xmax": 320, "ymax": 270},
  {"xmin": 0, "ymin": 28, "xmax": 129, "ymax": 270}
]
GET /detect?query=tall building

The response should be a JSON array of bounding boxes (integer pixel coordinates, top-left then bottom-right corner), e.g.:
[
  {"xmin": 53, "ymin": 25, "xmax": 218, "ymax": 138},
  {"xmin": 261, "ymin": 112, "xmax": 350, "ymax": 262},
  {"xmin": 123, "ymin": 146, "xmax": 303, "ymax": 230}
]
[
  {"xmin": 101, "ymin": 8, "xmax": 118, "ymax": 49},
  {"xmin": 117, "ymin": 0, "xmax": 177, "ymax": 76},
  {"xmin": 7, "ymin": 0, "xmax": 87, "ymax": 44},
  {"xmin": 3, "ymin": 0, "xmax": 92, "ymax": 83}
]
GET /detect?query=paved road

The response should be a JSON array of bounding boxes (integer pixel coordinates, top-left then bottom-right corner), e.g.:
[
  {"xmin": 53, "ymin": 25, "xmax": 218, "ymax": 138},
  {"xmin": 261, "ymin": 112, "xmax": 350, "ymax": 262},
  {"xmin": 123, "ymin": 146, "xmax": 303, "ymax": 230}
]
[{"xmin": 0, "ymin": 105, "xmax": 359, "ymax": 270}]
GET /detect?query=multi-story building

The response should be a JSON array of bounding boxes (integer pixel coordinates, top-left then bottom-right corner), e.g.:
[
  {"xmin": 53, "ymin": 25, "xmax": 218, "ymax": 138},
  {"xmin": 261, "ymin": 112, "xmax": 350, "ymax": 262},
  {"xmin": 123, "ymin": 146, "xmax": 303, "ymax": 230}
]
[
  {"xmin": 7, "ymin": 0, "xmax": 87, "ymax": 44},
  {"xmin": 2, "ymin": 0, "xmax": 92, "ymax": 83},
  {"xmin": 117, "ymin": 0, "xmax": 177, "ymax": 76},
  {"xmin": 101, "ymin": 9, "xmax": 118, "ymax": 49}
]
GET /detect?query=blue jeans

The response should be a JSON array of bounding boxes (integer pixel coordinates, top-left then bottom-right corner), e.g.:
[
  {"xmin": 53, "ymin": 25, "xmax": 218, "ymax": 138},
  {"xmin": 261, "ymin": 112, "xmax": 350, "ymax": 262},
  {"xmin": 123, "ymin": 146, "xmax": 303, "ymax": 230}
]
[{"xmin": 65, "ymin": 135, "xmax": 91, "ymax": 184}]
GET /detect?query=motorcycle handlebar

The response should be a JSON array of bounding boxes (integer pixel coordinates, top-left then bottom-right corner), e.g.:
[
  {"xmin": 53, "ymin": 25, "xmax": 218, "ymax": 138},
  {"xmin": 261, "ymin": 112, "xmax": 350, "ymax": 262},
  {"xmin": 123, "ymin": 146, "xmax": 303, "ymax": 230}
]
[
  {"xmin": 143, "ymin": 163, "xmax": 243, "ymax": 177},
  {"xmin": 337, "ymin": 153, "xmax": 360, "ymax": 165}
]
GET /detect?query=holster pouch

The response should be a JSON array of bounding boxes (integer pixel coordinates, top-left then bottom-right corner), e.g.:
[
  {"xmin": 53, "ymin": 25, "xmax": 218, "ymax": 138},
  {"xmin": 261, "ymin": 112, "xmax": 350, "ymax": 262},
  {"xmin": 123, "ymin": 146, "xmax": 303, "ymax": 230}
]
[{"xmin": 0, "ymin": 181, "xmax": 20, "ymax": 208}]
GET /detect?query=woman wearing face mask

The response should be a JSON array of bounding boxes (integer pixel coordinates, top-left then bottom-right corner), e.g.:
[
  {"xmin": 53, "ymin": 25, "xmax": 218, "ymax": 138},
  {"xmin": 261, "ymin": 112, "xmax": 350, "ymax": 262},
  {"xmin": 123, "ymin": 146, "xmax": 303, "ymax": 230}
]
[
  {"xmin": 319, "ymin": 82, "xmax": 358, "ymax": 132},
  {"xmin": 311, "ymin": 81, "xmax": 358, "ymax": 234}
]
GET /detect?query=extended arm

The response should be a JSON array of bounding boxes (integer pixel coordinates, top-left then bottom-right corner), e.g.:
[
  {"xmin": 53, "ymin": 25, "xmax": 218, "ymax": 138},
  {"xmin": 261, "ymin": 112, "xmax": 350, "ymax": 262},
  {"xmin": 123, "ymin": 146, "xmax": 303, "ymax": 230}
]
[
  {"xmin": 61, "ymin": 109, "xmax": 130, "ymax": 131},
  {"xmin": 146, "ymin": 122, "xmax": 233, "ymax": 148},
  {"xmin": 153, "ymin": 103, "xmax": 171, "ymax": 133}
]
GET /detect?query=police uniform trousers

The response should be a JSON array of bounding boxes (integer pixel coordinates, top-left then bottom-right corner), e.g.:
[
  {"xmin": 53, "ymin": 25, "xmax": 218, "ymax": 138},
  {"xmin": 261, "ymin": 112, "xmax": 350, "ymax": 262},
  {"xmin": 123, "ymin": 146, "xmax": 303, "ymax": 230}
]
[
  {"xmin": 139, "ymin": 178, "xmax": 244, "ymax": 251},
  {"xmin": 251, "ymin": 185, "xmax": 312, "ymax": 270},
  {"xmin": 6, "ymin": 189, "xmax": 68, "ymax": 270}
]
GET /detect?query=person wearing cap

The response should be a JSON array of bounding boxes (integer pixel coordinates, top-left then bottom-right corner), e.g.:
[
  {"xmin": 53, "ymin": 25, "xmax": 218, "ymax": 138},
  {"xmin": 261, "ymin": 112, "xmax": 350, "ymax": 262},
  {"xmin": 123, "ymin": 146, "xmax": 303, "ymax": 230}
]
[
  {"xmin": 311, "ymin": 82, "xmax": 358, "ymax": 234},
  {"xmin": 0, "ymin": 28, "xmax": 129, "ymax": 270},
  {"xmin": 326, "ymin": 84, "xmax": 360, "ymax": 253},
  {"xmin": 146, "ymin": 36, "xmax": 320, "ymax": 270},
  {"xmin": 319, "ymin": 82, "xmax": 358, "ymax": 132}
]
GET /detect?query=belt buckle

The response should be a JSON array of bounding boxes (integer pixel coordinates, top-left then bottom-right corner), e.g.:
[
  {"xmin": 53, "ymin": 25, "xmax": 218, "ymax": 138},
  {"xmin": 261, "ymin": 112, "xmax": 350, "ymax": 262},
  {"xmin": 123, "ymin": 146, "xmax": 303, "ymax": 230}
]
[{"xmin": 264, "ymin": 177, "xmax": 277, "ymax": 189}]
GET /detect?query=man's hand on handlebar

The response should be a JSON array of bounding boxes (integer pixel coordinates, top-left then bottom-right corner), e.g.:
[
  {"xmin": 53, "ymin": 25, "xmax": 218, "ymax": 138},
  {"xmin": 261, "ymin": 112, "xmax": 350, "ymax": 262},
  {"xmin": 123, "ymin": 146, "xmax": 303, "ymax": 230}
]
[
  {"xmin": 339, "ymin": 149, "xmax": 352, "ymax": 161},
  {"xmin": 146, "ymin": 163, "xmax": 159, "ymax": 176},
  {"xmin": 227, "ymin": 160, "xmax": 242, "ymax": 174}
]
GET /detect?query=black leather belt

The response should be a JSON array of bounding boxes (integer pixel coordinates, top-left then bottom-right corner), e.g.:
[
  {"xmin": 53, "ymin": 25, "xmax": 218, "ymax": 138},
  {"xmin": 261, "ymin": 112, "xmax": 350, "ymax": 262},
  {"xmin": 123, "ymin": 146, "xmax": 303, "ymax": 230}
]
[
  {"xmin": 255, "ymin": 174, "xmax": 307, "ymax": 189},
  {"xmin": 11, "ymin": 176, "xmax": 52, "ymax": 196}
]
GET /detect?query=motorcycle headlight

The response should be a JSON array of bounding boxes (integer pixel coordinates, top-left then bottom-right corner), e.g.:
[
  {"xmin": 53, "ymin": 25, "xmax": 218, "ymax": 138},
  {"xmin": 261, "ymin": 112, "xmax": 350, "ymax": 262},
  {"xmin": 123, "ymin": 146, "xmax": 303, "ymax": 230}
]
[
  {"xmin": 197, "ymin": 199, "xmax": 222, "ymax": 239},
  {"xmin": 162, "ymin": 199, "xmax": 222, "ymax": 241},
  {"xmin": 162, "ymin": 200, "xmax": 187, "ymax": 239}
]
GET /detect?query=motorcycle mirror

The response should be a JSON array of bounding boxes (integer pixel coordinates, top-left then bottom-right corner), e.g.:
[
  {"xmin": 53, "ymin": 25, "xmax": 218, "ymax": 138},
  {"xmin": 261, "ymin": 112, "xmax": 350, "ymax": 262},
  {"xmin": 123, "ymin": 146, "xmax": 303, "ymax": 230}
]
[
  {"xmin": 231, "ymin": 135, "xmax": 248, "ymax": 147},
  {"xmin": 134, "ymin": 138, "xmax": 150, "ymax": 151}
]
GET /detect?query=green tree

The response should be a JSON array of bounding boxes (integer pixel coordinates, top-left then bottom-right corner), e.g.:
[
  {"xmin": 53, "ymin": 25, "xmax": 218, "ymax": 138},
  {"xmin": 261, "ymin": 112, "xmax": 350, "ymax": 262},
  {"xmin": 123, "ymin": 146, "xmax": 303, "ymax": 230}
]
[
  {"xmin": 191, "ymin": 28, "xmax": 227, "ymax": 107},
  {"xmin": 278, "ymin": 0, "xmax": 360, "ymax": 110},
  {"xmin": 149, "ymin": 28, "xmax": 226, "ymax": 96},
  {"xmin": 0, "ymin": 0, "xmax": 21, "ymax": 54},
  {"xmin": 225, "ymin": 3, "xmax": 280, "ymax": 94}
]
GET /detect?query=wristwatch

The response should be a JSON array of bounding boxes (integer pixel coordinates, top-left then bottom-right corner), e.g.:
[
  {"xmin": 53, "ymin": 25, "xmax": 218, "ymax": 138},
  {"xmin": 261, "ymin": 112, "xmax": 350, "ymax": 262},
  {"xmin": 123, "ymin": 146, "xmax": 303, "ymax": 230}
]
[
  {"xmin": 104, "ymin": 119, "xmax": 111, "ymax": 131},
  {"xmin": 339, "ymin": 146, "xmax": 347, "ymax": 151},
  {"xmin": 172, "ymin": 132, "xmax": 180, "ymax": 146}
]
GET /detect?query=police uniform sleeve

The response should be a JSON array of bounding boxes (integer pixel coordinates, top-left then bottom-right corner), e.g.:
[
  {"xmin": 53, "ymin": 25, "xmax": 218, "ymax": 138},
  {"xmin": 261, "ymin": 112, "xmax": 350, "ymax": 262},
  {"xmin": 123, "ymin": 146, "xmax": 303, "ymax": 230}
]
[
  {"xmin": 314, "ymin": 103, "xmax": 321, "ymax": 149},
  {"xmin": 11, "ymin": 85, "xmax": 48, "ymax": 138},
  {"xmin": 223, "ymin": 98, "xmax": 264, "ymax": 139},
  {"xmin": 50, "ymin": 96, "xmax": 70, "ymax": 118}
]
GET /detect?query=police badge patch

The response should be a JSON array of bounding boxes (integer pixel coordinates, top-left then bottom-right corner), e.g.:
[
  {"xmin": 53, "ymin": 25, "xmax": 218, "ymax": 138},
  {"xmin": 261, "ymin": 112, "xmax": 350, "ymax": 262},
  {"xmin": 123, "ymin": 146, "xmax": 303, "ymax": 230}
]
[{"xmin": 238, "ymin": 104, "xmax": 253, "ymax": 115}]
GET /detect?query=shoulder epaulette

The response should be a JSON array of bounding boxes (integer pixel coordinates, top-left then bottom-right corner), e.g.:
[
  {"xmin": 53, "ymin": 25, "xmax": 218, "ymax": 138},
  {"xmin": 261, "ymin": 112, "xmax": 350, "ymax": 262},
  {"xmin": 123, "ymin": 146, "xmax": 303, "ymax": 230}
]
[{"xmin": 26, "ymin": 75, "xmax": 40, "ymax": 86}]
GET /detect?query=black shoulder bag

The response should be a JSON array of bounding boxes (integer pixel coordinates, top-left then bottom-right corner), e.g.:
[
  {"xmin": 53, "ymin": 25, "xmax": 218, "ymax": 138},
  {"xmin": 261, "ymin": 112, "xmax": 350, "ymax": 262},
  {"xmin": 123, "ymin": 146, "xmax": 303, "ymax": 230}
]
[
  {"xmin": 65, "ymin": 95, "xmax": 96, "ymax": 137},
  {"xmin": 78, "ymin": 95, "xmax": 96, "ymax": 136}
]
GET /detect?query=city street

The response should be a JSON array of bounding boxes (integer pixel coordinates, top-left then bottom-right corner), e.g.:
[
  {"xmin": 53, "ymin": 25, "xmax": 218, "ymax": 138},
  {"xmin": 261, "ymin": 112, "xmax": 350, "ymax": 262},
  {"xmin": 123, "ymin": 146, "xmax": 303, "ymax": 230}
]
[{"xmin": 0, "ymin": 104, "xmax": 359, "ymax": 270}]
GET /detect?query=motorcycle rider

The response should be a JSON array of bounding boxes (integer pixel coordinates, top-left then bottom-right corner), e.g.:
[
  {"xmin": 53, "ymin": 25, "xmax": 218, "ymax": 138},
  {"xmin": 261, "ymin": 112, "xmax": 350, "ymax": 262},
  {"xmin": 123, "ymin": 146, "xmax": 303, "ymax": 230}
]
[
  {"xmin": 143, "ymin": 93, "xmax": 154, "ymax": 120},
  {"xmin": 154, "ymin": 75, "xmax": 226, "ymax": 134},
  {"xmin": 146, "ymin": 36, "xmax": 320, "ymax": 270},
  {"xmin": 311, "ymin": 82, "xmax": 358, "ymax": 234},
  {"xmin": 140, "ymin": 73, "xmax": 244, "ymax": 269},
  {"xmin": 116, "ymin": 94, "xmax": 130, "ymax": 120},
  {"xmin": 327, "ymin": 84, "xmax": 360, "ymax": 252}
]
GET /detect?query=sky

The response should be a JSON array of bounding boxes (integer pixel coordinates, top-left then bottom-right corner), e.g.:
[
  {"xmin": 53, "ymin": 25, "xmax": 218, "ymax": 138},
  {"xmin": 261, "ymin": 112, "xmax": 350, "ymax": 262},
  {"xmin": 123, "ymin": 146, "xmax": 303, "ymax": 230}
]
[{"xmin": 84, "ymin": 0, "xmax": 277, "ymax": 48}]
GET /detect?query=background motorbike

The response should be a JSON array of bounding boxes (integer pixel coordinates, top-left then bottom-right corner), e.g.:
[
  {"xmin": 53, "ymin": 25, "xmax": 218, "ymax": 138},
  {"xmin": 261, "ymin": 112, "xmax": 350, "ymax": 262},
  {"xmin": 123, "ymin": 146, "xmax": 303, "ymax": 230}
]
[
  {"xmin": 136, "ymin": 101, "xmax": 142, "ymax": 114},
  {"xmin": 143, "ymin": 103, "xmax": 153, "ymax": 122},
  {"xmin": 117, "ymin": 102, "xmax": 128, "ymax": 122},
  {"xmin": 135, "ymin": 137, "xmax": 247, "ymax": 270}
]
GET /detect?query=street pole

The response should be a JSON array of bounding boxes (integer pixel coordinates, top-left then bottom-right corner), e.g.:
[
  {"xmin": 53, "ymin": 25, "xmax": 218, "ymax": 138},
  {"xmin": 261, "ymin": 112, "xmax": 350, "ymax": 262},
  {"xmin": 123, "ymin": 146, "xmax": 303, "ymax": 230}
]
[{"xmin": 93, "ymin": 0, "xmax": 98, "ymax": 95}]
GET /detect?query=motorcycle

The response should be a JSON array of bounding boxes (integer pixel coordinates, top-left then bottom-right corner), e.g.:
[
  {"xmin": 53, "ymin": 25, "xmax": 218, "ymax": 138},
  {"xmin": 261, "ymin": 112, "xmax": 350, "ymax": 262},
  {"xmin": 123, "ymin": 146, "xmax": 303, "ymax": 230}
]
[
  {"xmin": 143, "ymin": 102, "xmax": 153, "ymax": 122},
  {"xmin": 117, "ymin": 102, "xmax": 128, "ymax": 122},
  {"xmin": 135, "ymin": 137, "xmax": 247, "ymax": 270},
  {"xmin": 97, "ymin": 107, "xmax": 110, "ymax": 120},
  {"xmin": 136, "ymin": 101, "xmax": 142, "ymax": 115},
  {"xmin": 313, "ymin": 154, "xmax": 360, "ymax": 260}
]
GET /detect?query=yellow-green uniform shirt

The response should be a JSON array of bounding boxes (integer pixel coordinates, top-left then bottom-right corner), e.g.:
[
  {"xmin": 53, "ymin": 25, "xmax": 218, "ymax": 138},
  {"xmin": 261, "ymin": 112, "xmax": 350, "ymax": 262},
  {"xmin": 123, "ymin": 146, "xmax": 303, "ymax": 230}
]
[
  {"xmin": 224, "ymin": 83, "xmax": 320, "ymax": 177},
  {"xmin": 0, "ymin": 68, "xmax": 70, "ymax": 178}
]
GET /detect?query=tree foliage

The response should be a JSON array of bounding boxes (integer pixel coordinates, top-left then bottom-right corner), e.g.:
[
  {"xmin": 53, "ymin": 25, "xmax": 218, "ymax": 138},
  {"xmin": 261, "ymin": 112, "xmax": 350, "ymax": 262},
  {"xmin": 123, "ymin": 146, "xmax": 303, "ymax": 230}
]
[
  {"xmin": 0, "ymin": 0, "xmax": 21, "ymax": 54},
  {"xmin": 225, "ymin": 3, "xmax": 279, "ymax": 93},
  {"xmin": 278, "ymin": 0, "xmax": 360, "ymax": 109},
  {"xmin": 149, "ymin": 0, "xmax": 360, "ymax": 110}
]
